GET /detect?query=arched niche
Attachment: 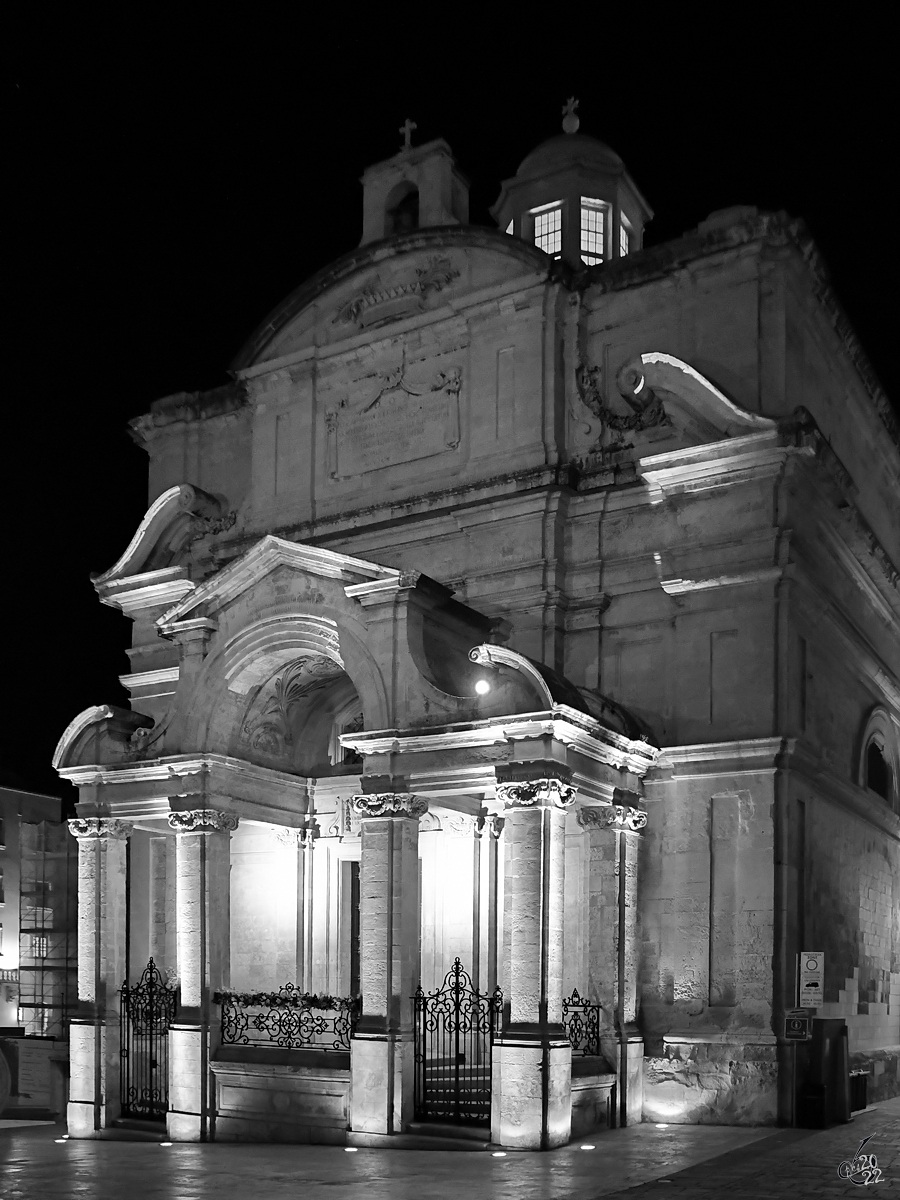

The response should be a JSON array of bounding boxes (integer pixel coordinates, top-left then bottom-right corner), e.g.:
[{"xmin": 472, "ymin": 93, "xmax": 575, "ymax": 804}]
[
  {"xmin": 385, "ymin": 181, "xmax": 419, "ymax": 235},
  {"xmin": 858, "ymin": 706, "xmax": 900, "ymax": 811},
  {"xmin": 188, "ymin": 614, "xmax": 387, "ymax": 763}
]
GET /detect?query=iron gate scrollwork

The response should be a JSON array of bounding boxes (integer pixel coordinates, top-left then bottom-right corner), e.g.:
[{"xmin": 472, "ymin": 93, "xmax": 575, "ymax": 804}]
[
  {"xmin": 413, "ymin": 958, "xmax": 502, "ymax": 1126},
  {"xmin": 120, "ymin": 958, "xmax": 176, "ymax": 1120}
]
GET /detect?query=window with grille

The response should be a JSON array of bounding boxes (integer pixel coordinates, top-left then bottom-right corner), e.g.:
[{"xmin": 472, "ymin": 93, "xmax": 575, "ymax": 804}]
[
  {"xmin": 580, "ymin": 198, "xmax": 607, "ymax": 264},
  {"xmin": 505, "ymin": 219, "xmax": 514, "ymax": 235},
  {"xmin": 531, "ymin": 202, "xmax": 562, "ymax": 257},
  {"xmin": 31, "ymin": 934, "xmax": 49, "ymax": 959},
  {"xmin": 619, "ymin": 219, "xmax": 632, "ymax": 257}
]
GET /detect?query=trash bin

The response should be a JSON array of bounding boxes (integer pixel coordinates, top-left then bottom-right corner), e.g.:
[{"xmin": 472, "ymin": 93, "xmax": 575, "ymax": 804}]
[{"xmin": 849, "ymin": 1069, "xmax": 868, "ymax": 1112}]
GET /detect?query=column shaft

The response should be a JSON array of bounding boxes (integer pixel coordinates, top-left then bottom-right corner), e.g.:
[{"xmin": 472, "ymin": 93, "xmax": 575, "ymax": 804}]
[
  {"xmin": 67, "ymin": 818, "xmax": 130, "ymax": 1137},
  {"xmin": 166, "ymin": 809, "xmax": 236, "ymax": 1142},
  {"xmin": 348, "ymin": 792, "xmax": 424, "ymax": 1139}
]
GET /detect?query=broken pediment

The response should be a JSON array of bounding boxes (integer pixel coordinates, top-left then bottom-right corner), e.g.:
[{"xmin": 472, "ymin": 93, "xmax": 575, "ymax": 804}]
[{"xmin": 575, "ymin": 352, "xmax": 775, "ymax": 459}]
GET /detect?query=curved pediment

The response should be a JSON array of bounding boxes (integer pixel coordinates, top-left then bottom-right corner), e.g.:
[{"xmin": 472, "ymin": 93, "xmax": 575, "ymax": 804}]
[{"xmin": 232, "ymin": 228, "xmax": 548, "ymax": 371}]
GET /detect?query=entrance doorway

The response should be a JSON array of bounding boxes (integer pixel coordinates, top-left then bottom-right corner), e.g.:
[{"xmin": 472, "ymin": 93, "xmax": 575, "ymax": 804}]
[
  {"xmin": 119, "ymin": 958, "xmax": 175, "ymax": 1120},
  {"xmin": 413, "ymin": 958, "xmax": 502, "ymax": 1126}
]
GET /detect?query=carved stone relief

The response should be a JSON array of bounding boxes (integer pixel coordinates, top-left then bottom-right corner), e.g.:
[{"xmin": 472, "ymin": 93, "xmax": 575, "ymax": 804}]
[
  {"xmin": 326, "ymin": 355, "xmax": 462, "ymax": 481},
  {"xmin": 241, "ymin": 655, "xmax": 343, "ymax": 758},
  {"xmin": 333, "ymin": 256, "xmax": 460, "ymax": 329},
  {"xmin": 68, "ymin": 817, "xmax": 132, "ymax": 841},
  {"xmin": 348, "ymin": 793, "xmax": 428, "ymax": 819},
  {"xmin": 577, "ymin": 804, "xmax": 648, "ymax": 832},
  {"xmin": 166, "ymin": 810, "xmax": 240, "ymax": 833},
  {"xmin": 496, "ymin": 778, "xmax": 577, "ymax": 810}
]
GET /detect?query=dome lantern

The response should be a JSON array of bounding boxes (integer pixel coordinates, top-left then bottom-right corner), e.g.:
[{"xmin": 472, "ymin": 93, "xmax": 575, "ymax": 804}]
[{"xmin": 491, "ymin": 99, "xmax": 653, "ymax": 268}]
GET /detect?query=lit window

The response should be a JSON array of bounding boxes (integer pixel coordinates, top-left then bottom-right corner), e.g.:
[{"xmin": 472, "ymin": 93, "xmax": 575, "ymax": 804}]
[
  {"xmin": 505, "ymin": 219, "xmax": 514, "ymax": 235},
  {"xmin": 581, "ymin": 198, "xmax": 607, "ymax": 264},
  {"xmin": 32, "ymin": 935, "xmax": 49, "ymax": 959},
  {"xmin": 0, "ymin": 923, "xmax": 3, "ymax": 954},
  {"xmin": 619, "ymin": 219, "xmax": 632, "ymax": 258},
  {"xmin": 0, "ymin": 868, "xmax": 3, "ymax": 905},
  {"xmin": 531, "ymin": 202, "xmax": 562, "ymax": 257}
]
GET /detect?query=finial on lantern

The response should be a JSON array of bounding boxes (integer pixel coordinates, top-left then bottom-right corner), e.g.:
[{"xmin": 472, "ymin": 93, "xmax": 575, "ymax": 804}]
[{"xmin": 562, "ymin": 97, "xmax": 580, "ymax": 134}]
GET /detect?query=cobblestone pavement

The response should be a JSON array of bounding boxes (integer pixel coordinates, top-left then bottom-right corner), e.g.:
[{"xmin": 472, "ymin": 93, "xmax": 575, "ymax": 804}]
[{"xmin": 0, "ymin": 1101, "xmax": 898, "ymax": 1200}]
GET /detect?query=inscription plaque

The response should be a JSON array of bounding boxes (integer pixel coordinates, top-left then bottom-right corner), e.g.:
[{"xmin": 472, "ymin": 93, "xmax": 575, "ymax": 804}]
[{"xmin": 327, "ymin": 364, "xmax": 461, "ymax": 479}]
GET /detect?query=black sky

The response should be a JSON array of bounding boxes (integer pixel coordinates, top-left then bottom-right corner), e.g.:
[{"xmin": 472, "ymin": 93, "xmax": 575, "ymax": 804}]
[{"xmin": 5, "ymin": 14, "xmax": 897, "ymax": 801}]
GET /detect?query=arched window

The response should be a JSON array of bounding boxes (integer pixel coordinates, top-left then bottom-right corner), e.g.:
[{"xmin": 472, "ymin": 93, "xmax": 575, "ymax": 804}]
[{"xmin": 859, "ymin": 707, "xmax": 900, "ymax": 810}]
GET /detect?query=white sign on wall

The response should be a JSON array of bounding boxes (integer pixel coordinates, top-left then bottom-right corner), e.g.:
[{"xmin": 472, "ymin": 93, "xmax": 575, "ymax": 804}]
[{"xmin": 799, "ymin": 951, "xmax": 825, "ymax": 1009}]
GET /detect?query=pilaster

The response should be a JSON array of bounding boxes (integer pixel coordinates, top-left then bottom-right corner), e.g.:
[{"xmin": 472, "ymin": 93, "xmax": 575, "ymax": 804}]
[
  {"xmin": 166, "ymin": 807, "xmax": 237, "ymax": 1142},
  {"xmin": 579, "ymin": 802, "xmax": 647, "ymax": 1126},
  {"xmin": 348, "ymin": 791, "xmax": 426, "ymax": 1137},
  {"xmin": 492, "ymin": 766, "xmax": 574, "ymax": 1150},
  {"xmin": 66, "ymin": 817, "xmax": 131, "ymax": 1137}
]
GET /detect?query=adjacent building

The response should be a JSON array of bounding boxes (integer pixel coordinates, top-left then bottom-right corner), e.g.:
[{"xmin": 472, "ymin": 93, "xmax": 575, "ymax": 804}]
[{"xmin": 54, "ymin": 108, "xmax": 900, "ymax": 1147}]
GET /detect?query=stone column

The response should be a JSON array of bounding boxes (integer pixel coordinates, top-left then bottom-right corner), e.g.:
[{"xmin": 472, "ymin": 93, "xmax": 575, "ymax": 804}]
[
  {"xmin": 66, "ymin": 817, "xmax": 131, "ymax": 1137},
  {"xmin": 166, "ymin": 808, "xmax": 237, "ymax": 1142},
  {"xmin": 581, "ymin": 802, "xmax": 647, "ymax": 1126},
  {"xmin": 348, "ymin": 792, "xmax": 426, "ymax": 1139},
  {"xmin": 492, "ymin": 768, "xmax": 575, "ymax": 1150}
]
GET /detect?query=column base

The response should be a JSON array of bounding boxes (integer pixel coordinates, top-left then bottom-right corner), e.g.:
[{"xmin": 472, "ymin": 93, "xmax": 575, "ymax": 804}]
[
  {"xmin": 350, "ymin": 1032, "xmax": 414, "ymax": 1135},
  {"xmin": 67, "ymin": 1017, "xmax": 118, "ymax": 1136},
  {"xmin": 167, "ymin": 1023, "xmax": 212, "ymax": 1142},
  {"xmin": 491, "ymin": 1037, "xmax": 571, "ymax": 1150},
  {"xmin": 602, "ymin": 1032, "xmax": 644, "ymax": 1126}
]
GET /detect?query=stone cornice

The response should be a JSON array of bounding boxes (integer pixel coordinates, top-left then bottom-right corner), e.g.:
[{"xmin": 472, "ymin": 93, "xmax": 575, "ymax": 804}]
[
  {"xmin": 348, "ymin": 793, "xmax": 428, "ymax": 819},
  {"xmin": 646, "ymin": 737, "xmax": 786, "ymax": 782},
  {"xmin": 68, "ymin": 817, "xmax": 132, "ymax": 840},
  {"xmin": 167, "ymin": 809, "xmax": 239, "ymax": 833},
  {"xmin": 342, "ymin": 712, "xmax": 657, "ymax": 777}
]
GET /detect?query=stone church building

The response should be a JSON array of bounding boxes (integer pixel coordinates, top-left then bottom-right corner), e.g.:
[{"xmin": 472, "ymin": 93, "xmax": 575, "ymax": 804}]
[{"xmin": 54, "ymin": 108, "xmax": 900, "ymax": 1148}]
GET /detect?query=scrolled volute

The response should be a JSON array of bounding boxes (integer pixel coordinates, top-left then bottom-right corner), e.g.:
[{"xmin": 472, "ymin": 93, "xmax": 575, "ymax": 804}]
[
  {"xmin": 496, "ymin": 778, "xmax": 576, "ymax": 810},
  {"xmin": 68, "ymin": 817, "xmax": 132, "ymax": 841},
  {"xmin": 167, "ymin": 809, "xmax": 239, "ymax": 833},
  {"xmin": 577, "ymin": 804, "xmax": 648, "ymax": 832},
  {"xmin": 348, "ymin": 793, "xmax": 428, "ymax": 820}
]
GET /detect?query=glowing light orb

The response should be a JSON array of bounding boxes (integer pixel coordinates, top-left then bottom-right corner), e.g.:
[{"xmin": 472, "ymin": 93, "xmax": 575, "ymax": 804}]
[
  {"xmin": 655, "ymin": 1123, "xmax": 669, "ymax": 1129},
  {"xmin": 475, "ymin": 679, "xmax": 491, "ymax": 695},
  {"xmin": 344, "ymin": 1147, "xmax": 358, "ymax": 1153},
  {"xmin": 491, "ymin": 1151, "xmax": 507, "ymax": 1157}
]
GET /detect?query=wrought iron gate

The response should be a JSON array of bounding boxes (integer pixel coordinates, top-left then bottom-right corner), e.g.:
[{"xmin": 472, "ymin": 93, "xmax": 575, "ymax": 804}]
[
  {"xmin": 120, "ymin": 958, "xmax": 176, "ymax": 1120},
  {"xmin": 413, "ymin": 959, "xmax": 502, "ymax": 1125}
]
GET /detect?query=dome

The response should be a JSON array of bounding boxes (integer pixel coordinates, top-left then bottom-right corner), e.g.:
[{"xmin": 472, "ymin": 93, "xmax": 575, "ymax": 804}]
[{"xmin": 516, "ymin": 133, "xmax": 623, "ymax": 179}]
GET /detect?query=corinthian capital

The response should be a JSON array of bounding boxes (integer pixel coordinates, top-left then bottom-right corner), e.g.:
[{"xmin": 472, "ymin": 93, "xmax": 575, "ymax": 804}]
[
  {"xmin": 348, "ymin": 793, "xmax": 428, "ymax": 820},
  {"xmin": 496, "ymin": 778, "xmax": 576, "ymax": 810},
  {"xmin": 167, "ymin": 809, "xmax": 239, "ymax": 833},
  {"xmin": 68, "ymin": 817, "xmax": 132, "ymax": 841}
]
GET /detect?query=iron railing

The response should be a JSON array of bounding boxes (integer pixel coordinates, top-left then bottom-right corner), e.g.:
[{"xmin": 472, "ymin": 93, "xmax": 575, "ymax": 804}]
[
  {"xmin": 414, "ymin": 959, "xmax": 503, "ymax": 1126},
  {"xmin": 120, "ymin": 958, "xmax": 176, "ymax": 1119},
  {"xmin": 216, "ymin": 985, "xmax": 360, "ymax": 1052},
  {"xmin": 562, "ymin": 988, "xmax": 601, "ymax": 1056}
]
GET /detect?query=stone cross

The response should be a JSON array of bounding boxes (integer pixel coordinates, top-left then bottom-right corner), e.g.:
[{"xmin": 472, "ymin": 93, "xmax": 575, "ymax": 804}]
[{"xmin": 399, "ymin": 118, "xmax": 417, "ymax": 150}]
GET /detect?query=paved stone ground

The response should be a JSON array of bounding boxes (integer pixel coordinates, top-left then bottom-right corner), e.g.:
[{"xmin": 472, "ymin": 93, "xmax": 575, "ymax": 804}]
[{"xmin": 0, "ymin": 1101, "xmax": 898, "ymax": 1199}]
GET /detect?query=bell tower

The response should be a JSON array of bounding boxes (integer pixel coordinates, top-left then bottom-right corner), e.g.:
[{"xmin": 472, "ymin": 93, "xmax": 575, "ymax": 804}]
[
  {"xmin": 491, "ymin": 98, "xmax": 653, "ymax": 268},
  {"xmin": 360, "ymin": 120, "xmax": 470, "ymax": 246}
]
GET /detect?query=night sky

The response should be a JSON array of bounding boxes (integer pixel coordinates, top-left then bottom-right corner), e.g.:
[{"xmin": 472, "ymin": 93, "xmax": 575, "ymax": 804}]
[{"xmin": 6, "ymin": 16, "xmax": 897, "ymax": 803}]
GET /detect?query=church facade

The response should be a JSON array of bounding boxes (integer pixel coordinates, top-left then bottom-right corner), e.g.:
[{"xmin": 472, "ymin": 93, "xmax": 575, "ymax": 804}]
[{"xmin": 54, "ymin": 112, "xmax": 900, "ymax": 1147}]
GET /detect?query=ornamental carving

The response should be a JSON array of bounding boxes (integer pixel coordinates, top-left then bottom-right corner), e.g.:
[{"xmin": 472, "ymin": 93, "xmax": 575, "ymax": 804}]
[
  {"xmin": 575, "ymin": 356, "xmax": 669, "ymax": 444},
  {"xmin": 496, "ymin": 778, "xmax": 576, "ymax": 810},
  {"xmin": 348, "ymin": 793, "xmax": 428, "ymax": 820},
  {"xmin": 333, "ymin": 256, "xmax": 460, "ymax": 328},
  {"xmin": 68, "ymin": 817, "xmax": 132, "ymax": 841},
  {"xmin": 167, "ymin": 809, "xmax": 240, "ymax": 833},
  {"xmin": 241, "ymin": 655, "xmax": 343, "ymax": 758},
  {"xmin": 476, "ymin": 813, "xmax": 505, "ymax": 839},
  {"xmin": 577, "ymin": 804, "xmax": 648, "ymax": 832}
]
